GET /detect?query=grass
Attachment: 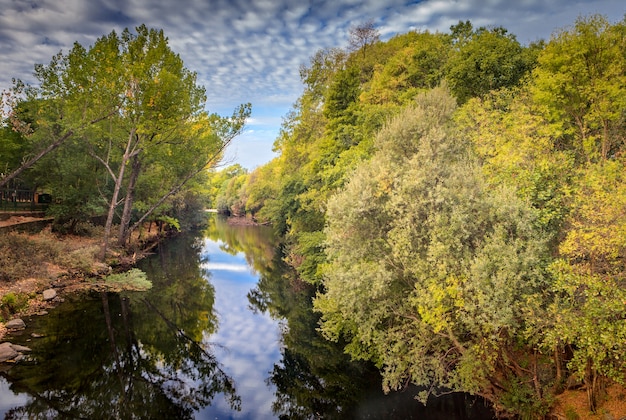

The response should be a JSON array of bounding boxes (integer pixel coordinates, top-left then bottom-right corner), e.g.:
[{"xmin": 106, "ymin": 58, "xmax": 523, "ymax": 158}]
[{"xmin": 0, "ymin": 292, "xmax": 30, "ymax": 322}]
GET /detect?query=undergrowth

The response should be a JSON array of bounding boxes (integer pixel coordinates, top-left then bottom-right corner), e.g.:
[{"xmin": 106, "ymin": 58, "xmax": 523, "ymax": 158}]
[{"xmin": 103, "ymin": 268, "xmax": 152, "ymax": 291}]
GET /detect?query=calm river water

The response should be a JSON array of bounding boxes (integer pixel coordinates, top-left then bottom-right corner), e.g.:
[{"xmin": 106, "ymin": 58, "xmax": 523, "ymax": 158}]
[{"xmin": 0, "ymin": 215, "xmax": 494, "ymax": 419}]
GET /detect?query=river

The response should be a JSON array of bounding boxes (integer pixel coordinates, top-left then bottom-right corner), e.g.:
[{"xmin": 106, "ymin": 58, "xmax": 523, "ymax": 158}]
[{"xmin": 0, "ymin": 215, "xmax": 494, "ymax": 419}]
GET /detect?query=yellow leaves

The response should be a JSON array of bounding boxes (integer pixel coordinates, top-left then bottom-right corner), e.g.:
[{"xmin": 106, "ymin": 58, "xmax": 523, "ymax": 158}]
[
  {"xmin": 374, "ymin": 176, "xmax": 393, "ymax": 198},
  {"xmin": 559, "ymin": 160, "xmax": 626, "ymax": 267},
  {"xmin": 414, "ymin": 275, "xmax": 465, "ymax": 334}
]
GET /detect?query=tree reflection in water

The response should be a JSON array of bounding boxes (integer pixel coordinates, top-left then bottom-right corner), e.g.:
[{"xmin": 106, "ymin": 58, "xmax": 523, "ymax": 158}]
[
  {"xmin": 2, "ymin": 233, "xmax": 240, "ymax": 419},
  {"xmin": 2, "ymin": 217, "xmax": 495, "ymax": 419}
]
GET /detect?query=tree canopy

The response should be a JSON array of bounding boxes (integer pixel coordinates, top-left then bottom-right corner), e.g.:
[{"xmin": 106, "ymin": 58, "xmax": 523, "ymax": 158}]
[
  {"xmin": 1, "ymin": 25, "xmax": 250, "ymax": 258},
  {"xmin": 212, "ymin": 14, "xmax": 626, "ymax": 418}
]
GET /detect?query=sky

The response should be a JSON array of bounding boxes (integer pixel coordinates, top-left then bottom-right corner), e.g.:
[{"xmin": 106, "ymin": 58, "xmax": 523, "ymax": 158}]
[{"xmin": 0, "ymin": 0, "xmax": 624, "ymax": 170}]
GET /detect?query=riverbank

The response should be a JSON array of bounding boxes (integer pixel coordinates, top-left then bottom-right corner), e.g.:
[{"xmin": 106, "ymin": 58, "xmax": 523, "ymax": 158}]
[{"xmin": 0, "ymin": 220, "xmax": 164, "ymax": 340}]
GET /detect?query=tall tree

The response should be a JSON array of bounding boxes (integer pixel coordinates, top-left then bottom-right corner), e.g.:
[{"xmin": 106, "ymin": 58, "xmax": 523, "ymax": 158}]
[
  {"xmin": 315, "ymin": 87, "xmax": 553, "ymax": 417},
  {"xmin": 13, "ymin": 25, "xmax": 249, "ymax": 257},
  {"xmin": 531, "ymin": 14, "xmax": 626, "ymax": 162},
  {"xmin": 445, "ymin": 22, "xmax": 537, "ymax": 104},
  {"xmin": 347, "ymin": 19, "xmax": 380, "ymax": 57}
]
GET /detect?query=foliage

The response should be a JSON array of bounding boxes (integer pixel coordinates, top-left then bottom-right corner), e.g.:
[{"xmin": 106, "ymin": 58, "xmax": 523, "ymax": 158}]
[
  {"xmin": 314, "ymin": 87, "xmax": 553, "ymax": 417},
  {"xmin": 165, "ymin": 14, "xmax": 626, "ymax": 418},
  {"xmin": 445, "ymin": 21, "xmax": 538, "ymax": 104},
  {"xmin": 456, "ymin": 88, "xmax": 574, "ymax": 242},
  {"xmin": 361, "ymin": 31, "xmax": 450, "ymax": 106},
  {"xmin": 4, "ymin": 25, "xmax": 249, "ymax": 257},
  {"xmin": 540, "ymin": 159, "xmax": 626, "ymax": 410},
  {"xmin": 104, "ymin": 268, "xmax": 152, "ymax": 291},
  {"xmin": 0, "ymin": 292, "xmax": 30, "ymax": 320},
  {"xmin": 531, "ymin": 14, "xmax": 626, "ymax": 162}
]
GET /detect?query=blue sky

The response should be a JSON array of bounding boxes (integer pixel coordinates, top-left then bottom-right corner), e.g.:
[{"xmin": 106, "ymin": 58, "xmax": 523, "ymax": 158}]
[{"xmin": 0, "ymin": 0, "xmax": 624, "ymax": 169}]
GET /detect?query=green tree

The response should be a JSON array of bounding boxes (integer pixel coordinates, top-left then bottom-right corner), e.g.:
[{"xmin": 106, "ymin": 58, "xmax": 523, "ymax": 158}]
[
  {"xmin": 456, "ymin": 89, "xmax": 574, "ymax": 242},
  {"xmin": 446, "ymin": 21, "xmax": 537, "ymax": 104},
  {"xmin": 531, "ymin": 14, "xmax": 626, "ymax": 162},
  {"xmin": 361, "ymin": 31, "xmax": 451, "ymax": 106},
  {"xmin": 315, "ymin": 87, "xmax": 553, "ymax": 417},
  {"xmin": 541, "ymin": 160, "xmax": 626, "ymax": 411},
  {"xmin": 15, "ymin": 25, "xmax": 249, "ymax": 255}
]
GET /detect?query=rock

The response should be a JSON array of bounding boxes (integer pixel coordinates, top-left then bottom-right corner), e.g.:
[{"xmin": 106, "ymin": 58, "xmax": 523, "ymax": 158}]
[
  {"xmin": 5, "ymin": 318, "xmax": 25, "ymax": 330},
  {"xmin": 31, "ymin": 333, "xmax": 45, "ymax": 338},
  {"xmin": 9, "ymin": 344, "xmax": 31, "ymax": 353},
  {"xmin": 42, "ymin": 288, "xmax": 57, "ymax": 301},
  {"xmin": 0, "ymin": 342, "xmax": 18, "ymax": 362}
]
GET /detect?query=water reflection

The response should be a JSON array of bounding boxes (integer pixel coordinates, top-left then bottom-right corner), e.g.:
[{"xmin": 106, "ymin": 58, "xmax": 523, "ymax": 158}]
[
  {"xmin": 197, "ymin": 218, "xmax": 281, "ymax": 419},
  {"xmin": 0, "ymin": 215, "xmax": 495, "ymax": 419},
  {"xmin": 0, "ymin": 232, "xmax": 240, "ymax": 419},
  {"xmin": 210, "ymin": 216, "xmax": 494, "ymax": 419}
]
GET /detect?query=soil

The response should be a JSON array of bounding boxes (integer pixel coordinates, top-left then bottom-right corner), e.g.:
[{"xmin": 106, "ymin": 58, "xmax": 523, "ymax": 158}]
[
  {"xmin": 0, "ymin": 215, "xmax": 51, "ymax": 227},
  {"xmin": 552, "ymin": 384, "xmax": 626, "ymax": 419}
]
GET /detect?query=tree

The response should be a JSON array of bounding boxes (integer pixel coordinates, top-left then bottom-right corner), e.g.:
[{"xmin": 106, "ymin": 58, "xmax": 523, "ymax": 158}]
[
  {"xmin": 541, "ymin": 160, "xmax": 626, "ymax": 411},
  {"xmin": 455, "ymin": 89, "xmax": 574, "ymax": 242},
  {"xmin": 0, "ymin": 70, "xmax": 117, "ymax": 190},
  {"xmin": 531, "ymin": 14, "xmax": 626, "ymax": 162},
  {"xmin": 445, "ymin": 22, "xmax": 537, "ymax": 104},
  {"xmin": 347, "ymin": 19, "xmax": 380, "ymax": 56},
  {"xmin": 17, "ymin": 25, "xmax": 250, "ymax": 256},
  {"xmin": 361, "ymin": 31, "xmax": 451, "ymax": 106},
  {"xmin": 315, "ymin": 86, "xmax": 553, "ymax": 417}
]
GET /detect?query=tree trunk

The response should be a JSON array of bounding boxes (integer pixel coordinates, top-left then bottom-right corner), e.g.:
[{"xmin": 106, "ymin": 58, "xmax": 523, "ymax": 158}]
[
  {"xmin": 100, "ymin": 129, "xmax": 136, "ymax": 260},
  {"xmin": 123, "ymin": 142, "xmax": 227, "ymax": 241},
  {"xmin": 117, "ymin": 155, "xmax": 141, "ymax": 246},
  {"xmin": 585, "ymin": 357, "xmax": 598, "ymax": 412}
]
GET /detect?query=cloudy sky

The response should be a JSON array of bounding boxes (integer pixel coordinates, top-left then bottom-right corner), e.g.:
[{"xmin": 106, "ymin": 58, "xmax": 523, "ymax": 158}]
[{"xmin": 0, "ymin": 0, "xmax": 624, "ymax": 169}]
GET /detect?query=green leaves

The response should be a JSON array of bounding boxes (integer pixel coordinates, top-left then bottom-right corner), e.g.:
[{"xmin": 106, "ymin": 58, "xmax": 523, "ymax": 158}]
[
  {"xmin": 445, "ymin": 22, "xmax": 535, "ymax": 104},
  {"xmin": 531, "ymin": 14, "xmax": 626, "ymax": 162},
  {"xmin": 315, "ymin": 87, "xmax": 553, "ymax": 416}
]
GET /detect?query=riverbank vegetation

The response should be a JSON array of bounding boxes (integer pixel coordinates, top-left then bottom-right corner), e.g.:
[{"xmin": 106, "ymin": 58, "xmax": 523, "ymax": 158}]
[{"xmin": 211, "ymin": 15, "xmax": 626, "ymax": 418}]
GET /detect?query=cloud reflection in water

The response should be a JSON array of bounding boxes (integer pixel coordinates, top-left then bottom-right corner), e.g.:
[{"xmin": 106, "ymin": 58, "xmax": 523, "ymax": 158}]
[{"xmin": 198, "ymin": 239, "xmax": 281, "ymax": 419}]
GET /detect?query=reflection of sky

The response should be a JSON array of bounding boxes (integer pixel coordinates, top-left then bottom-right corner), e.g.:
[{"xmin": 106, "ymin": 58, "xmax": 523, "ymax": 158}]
[
  {"xmin": 0, "ymin": 237, "xmax": 282, "ymax": 419},
  {"xmin": 0, "ymin": 379, "xmax": 30, "ymax": 415},
  {"xmin": 197, "ymin": 238, "xmax": 281, "ymax": 419}
]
